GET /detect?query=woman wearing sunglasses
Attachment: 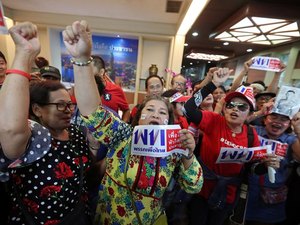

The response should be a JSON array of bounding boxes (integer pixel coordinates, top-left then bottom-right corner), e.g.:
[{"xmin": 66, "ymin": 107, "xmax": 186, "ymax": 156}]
[
  {"xmin": 183, "ymin": 70, "xmax": 280, "ymax": 225},
  {"xmin": 0, "ymin": 22, "xmax": 93, "ymax": 225}
]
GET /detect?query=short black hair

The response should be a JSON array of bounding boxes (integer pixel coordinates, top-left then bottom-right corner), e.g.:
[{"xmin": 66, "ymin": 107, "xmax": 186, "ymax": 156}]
[
  {"xmin": 92, "ymin": 55, "xmax": 106, "ymax": 71},
  {"xmin": 145, "ymin": 75, "xmax": 163, "ymax": 90}
]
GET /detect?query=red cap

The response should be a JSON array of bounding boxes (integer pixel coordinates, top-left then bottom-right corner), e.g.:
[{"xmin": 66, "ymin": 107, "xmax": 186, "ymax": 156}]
[{"xmin": 225, "ymin": 85, "xmax": 255, "ymax": 111}]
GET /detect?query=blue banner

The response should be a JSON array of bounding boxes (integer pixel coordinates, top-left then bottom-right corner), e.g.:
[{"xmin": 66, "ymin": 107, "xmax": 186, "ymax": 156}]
[{"xmin": 60, "ymin": 33, "xmax": 138, "ymax": 91}]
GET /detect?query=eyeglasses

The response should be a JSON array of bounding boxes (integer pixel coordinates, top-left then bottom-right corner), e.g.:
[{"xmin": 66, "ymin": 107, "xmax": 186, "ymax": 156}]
[
  {"xmin": 42, "ymin": 102, "xmax": 76, "ymax": 112},
  {"xmin": 174, "ymin": 81, "xmax": 185, "ymax": 87},
  {"xmin": 225, "ymin": 101, "xmax": 249, "ymax": 112},
  {"xmin": 148, "ymin": 84, "xmax": 162, "ymax": 91}
]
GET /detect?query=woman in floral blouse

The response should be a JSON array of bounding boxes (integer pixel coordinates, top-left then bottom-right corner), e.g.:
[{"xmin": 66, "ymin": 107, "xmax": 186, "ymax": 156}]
[
  {"xmin": 62, "ymin": 20, "xmax": 203, "ymax": 225},
  {"xmin": 0, "ymin": 23, "xmax": 92, "ymax": 225}
]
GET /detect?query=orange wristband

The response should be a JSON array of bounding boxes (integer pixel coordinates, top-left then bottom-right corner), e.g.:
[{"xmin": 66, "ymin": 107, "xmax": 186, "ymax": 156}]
[{"xmin": 6, "ymin": 69, "xmax": 31, "ymax": 81}]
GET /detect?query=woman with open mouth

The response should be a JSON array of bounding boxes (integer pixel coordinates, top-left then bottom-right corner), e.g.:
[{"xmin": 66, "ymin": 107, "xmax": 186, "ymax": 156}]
[{"xmin": 61, "ymin": 20, "xmax": 203, "ymax": 225}]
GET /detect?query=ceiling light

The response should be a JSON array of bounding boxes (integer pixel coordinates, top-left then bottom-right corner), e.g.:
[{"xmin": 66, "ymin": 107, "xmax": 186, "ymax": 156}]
[
  {"xmin": 186, "ymin": 53, "xmax": 228, "ymax": 61},
  {"xmin": 192, "ymin": 32, "xmax": 199, "ymax": 37},
  {"xmin": 223, "ymin": 42, "xmax": 229, "ymax": 46},
  {"xmin": 176, "ymin": 0, "xmax": 210, "ymax": 36},
  {"xmin": 208, "ymin": 61, "xmax": 211, "ymax": 63},
  {"xmin": 184, "ymin": 43, "xmax": 188, "ymax": 46},
  {"xmin": 209, "ymin": 2, "xmax": 300, "ymax": 46},
  {"xmin": 190, "ymin": 62, "xmax": 193, "ymax": 65},
  {"xmin": 247, "ymin": 49, "xmax": 253, "ymax": 52}
]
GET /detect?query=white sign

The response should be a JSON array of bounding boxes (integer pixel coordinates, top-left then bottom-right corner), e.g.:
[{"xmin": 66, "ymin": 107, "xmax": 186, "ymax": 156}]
[
  {"xmin": 216, "ymin": 145, "xmax": 271, "ymax": 164},
  {"xmin": 259, "ymin": 136, "xmax": 288, "ymax": 159},
  {"xmin": 250, "ymin": 56, "xmax": 281, "ymax": 72},
  {"xmin": 131, "ymin": 125, "xmax": 189, "ymax": 157}
]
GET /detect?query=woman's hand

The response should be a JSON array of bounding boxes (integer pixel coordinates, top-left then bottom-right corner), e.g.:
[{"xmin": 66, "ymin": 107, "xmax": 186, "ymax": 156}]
[
  {"xmin": 8, "ymin": 22, "xmax": 41, "ymax": 66},
  {"xmin": 214, "ymin": 96, "xmax": 225, "ymax": 115},
  {"xmin": 244, "ymin": 58, "xmax": 254, "ymax": 71},
  {"xmin": 179, "ymin": 129, "xmax": 195, "ymax": 157},
  {"xmin": 262, "ymin": 153, "xmax": 280, "ymax": 169},
  {"xmin": 62, "ymin": 20, "xmax": 92, "ymax": 62},
  {"xmin": 212, "ymin": 67, "xmax": 233, "ymax": 87}
]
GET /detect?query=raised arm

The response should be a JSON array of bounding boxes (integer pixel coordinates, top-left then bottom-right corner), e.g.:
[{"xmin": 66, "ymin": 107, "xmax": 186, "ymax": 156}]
[
  {"xmin": 62, "ymin": 20, "xmax": 101, "ymax": 116},
  {"xmin": 266, "ymin": 61, "xmax": 286, "ymax": 93},
  {"xmin": 183, "ymin": 68, "xmax": 232, "ymax": 125},
  {"xmin": 0, "ymin": 22, "xmax": 40, "ymax": 159},
  {"xmin": 230, "ymin": 58, "xmax": 253, "ymax": 92}
]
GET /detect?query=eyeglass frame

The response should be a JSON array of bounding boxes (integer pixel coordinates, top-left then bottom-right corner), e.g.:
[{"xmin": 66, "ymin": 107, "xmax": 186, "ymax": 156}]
[
  {"xmin": 225, "ymin": 101, "xmax": 249, "ymax": 112},
  {"xmin": 173, "ymin": 81, "xmax": 186, "ymax": 87},
  {"xmin": 40, "ymin": 102, "xmax": 76, "ymax": 112}
]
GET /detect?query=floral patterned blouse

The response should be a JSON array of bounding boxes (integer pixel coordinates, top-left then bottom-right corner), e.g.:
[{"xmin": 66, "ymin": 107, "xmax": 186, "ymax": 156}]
[
  {"xmin": 81, "ymin": 106, "xmax": 203, "ymax": 225},
  {"xmin": 5, "ymin": 124, "xmax": 91, "ymax": 225}
]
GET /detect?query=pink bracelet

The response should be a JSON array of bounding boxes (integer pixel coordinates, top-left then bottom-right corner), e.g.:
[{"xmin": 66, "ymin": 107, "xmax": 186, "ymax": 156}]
[{"xmin": 6, "ymin": 69, "xmax": 31, "ymax": 81}]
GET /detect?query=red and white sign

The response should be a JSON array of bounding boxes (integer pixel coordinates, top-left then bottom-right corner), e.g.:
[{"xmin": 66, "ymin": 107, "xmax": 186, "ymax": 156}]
[
  {"xmin": 131, "ymin": 125, "xmax": 189, "ymax": 157},
  {"xmin": 216, "ymin": 146, "xmax": 271, "ymax": 164},
  {"xmin": 259, "ymin": 136, "xmax": 288, "ymax": 158},
  {"xmin": 250, "ymin": 56, "xmax": 281, "ymax": 72}
]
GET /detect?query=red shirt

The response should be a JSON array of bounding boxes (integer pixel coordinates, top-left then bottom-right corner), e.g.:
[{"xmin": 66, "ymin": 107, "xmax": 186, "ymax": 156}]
[
  {"xmin": 101, "ymin": 81, "xmax": 129, "ymax": 113},
  {"xmin": 197, "ymin": 111, "xmax": 260, "ymax": 203},
  {"xmin": 175, "ymin": 116, "xmax": 189, "ymax": 129}
]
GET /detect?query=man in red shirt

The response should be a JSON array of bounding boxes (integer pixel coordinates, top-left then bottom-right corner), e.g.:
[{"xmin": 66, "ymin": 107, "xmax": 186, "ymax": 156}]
[{"xmin": 91, "ymin": 55, "xmax": 130, "ymax": 122}]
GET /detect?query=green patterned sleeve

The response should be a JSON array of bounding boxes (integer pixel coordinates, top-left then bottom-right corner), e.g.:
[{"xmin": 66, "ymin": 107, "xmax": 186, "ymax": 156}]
[
  {"xmin": 80, "ymin": 106, "xmax": 132, "ymax": 147},
  {"xmin": 177, "ymin": 156, "xmax": 203, "ymax": 194}
]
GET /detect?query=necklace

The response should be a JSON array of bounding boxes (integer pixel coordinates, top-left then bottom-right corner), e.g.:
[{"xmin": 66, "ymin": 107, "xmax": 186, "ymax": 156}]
[{"xmin": 230, "ymin": 127, "xmax": 242, "ymax": 137}]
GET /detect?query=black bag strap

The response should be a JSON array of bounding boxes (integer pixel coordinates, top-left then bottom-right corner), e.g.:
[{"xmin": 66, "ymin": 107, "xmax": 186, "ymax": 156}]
[
  {"xmin": 247, "ymin": 124, "xmax": 254, "ymax": 148},
  {"xmin": 229, "ymin": 124, "xmax": 254, "ymax": 225}
]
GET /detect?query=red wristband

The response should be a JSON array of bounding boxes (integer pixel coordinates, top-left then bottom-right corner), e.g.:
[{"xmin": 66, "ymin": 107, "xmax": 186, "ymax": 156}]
[{"xmin": 6, "ymin": 69, "xmax": 31, "ymax": 81}]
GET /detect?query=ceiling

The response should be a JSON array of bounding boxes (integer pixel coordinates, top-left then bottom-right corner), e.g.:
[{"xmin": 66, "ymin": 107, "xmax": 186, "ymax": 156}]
[
  {"xmin": 183, "ymin": 0, "xmax": 300, "ymax": 66},
  {"xmin": 2, "ymin": 0, "xmax": 300, "ymax": 67}
]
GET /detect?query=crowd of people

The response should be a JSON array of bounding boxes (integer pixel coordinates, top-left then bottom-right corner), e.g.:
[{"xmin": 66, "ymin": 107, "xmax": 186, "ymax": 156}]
[{"xmin": 0, "ymin": 20, "xmax": 300, "ymax": 225}]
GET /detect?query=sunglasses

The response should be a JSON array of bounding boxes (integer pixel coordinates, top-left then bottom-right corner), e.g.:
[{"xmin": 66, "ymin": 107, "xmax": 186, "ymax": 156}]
[{"xmin": 225, "ymin": 101, "xmax": 249, "ymax": 112}]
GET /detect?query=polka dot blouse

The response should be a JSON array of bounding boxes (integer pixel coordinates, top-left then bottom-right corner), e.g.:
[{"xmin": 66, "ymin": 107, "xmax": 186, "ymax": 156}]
[{"xmin": 3, "ymin": 122, "xmax": 91, "ymax": 225}]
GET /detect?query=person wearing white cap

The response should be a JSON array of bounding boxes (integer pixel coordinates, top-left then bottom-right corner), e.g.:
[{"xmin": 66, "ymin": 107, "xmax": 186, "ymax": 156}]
[
  {"xmin": 246, "ymin": 108, "xmax": 300, "ymax": 224},
  {"xmin": 183, "ymin": 68, "xmax": 280, "ymax": 225}
]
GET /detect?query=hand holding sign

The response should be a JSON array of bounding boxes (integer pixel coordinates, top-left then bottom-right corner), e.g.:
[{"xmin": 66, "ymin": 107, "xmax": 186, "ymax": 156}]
[
  {"xmin": 131, "ymin": 125, "xmax": 191, "ymax": 157},
  {"xmin": 250, "ymin": 56, "xmax": 282, "ymax": 72},
  {"xmin": 179, "ymin": 129, "xmax": 195, "ymax": 158}
]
